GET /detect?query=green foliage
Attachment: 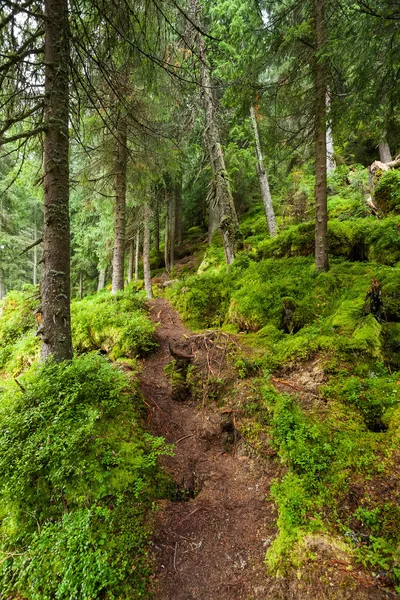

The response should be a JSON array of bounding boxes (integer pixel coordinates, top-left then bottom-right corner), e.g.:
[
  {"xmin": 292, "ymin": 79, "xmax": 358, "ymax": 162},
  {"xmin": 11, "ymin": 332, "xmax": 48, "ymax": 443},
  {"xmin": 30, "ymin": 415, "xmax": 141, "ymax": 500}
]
[
  {"xmin": 321, "ymin": 369, "xmax": 399, "ymax": 430},
  {"xmin": 271, "ymin": 392, "xmax": 334, "ymax": 482},
  {"xmin": 375, "ymin": 170, "xmax": 400, "ymax": 214},
  {"xmin": 0, "ymin": 288, "xmax": 39, "ymax": 375},
  {"xmin": 167, "ymin": 271, "xmax": 232, "ymax": 328},
  {"xmin": 0, "ymin": 354, "xmax": 171, "ymax": 599},
  {"xmin": 71, "ymin": 290, "xmax": 156, "ymax": 359},
  {"xmin": 260, "ymin": 378, "xmax": 400, "ymax": 579}
]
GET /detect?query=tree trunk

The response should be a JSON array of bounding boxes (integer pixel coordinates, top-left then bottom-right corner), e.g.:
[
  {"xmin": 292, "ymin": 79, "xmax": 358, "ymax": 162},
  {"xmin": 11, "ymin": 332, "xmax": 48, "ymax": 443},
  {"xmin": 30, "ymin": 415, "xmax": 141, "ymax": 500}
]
[
  {"xmin": 326, "ymin": 93, "xmax": 336, "ymax": 173},
  {"xmin": 111, "ymin": 116, "xmax": 128, "ymax": 294},
  {"xmin": 143, "ymin": 203, "xmax": 152, "ymax": 299},
  {"xmin": 154, "ymin": 194, "xmax": 160, "ymax": 254},
  {"xmin": 135, "ymin": 230, "xmax": 140, "ymax": 281},
  {"xmin": 208, "ymin": 186, "xmax": 219, "ymax": 244},
  {"xmin": 193, "ymin": 3, "xmax": 239, "ymax": 264},
  {"xmin": 379, "ymin": 140, "xmax": 392, "ymax": 164},
  {"xmin": 33, "ymin": 210, "xmax": 38, "ymax": 286},
  {"xmin": 79, "ymin": 271, "xmax": 83, "ymax": 299},
  {"xmin": 169, "ymin": 187, "xmax": 176, "ymax": 271},
  {"xmin": 249, "ymin": 105, "xmax": 277, "ymax": 237},
  {"xmin": 127, "ymin": 239, "xmax": 134, "ymax": 283},
  {"xmin": 97, "ymin": 267, "xmax": 106, "ymax": 291},
  {"xmin": 164, "ymin": 193, "xmax": 170, "ymax": 273},
  {"xmin": 175, "ymin": 175, "xmax": 183, "ymax": 246},
  {"xmin": 314, "ymin": 0, "xmax": 329, "ymax": 273},
  {"xmin": 41, "ymin": 0, "xmax": 73, "ymax": 361}
]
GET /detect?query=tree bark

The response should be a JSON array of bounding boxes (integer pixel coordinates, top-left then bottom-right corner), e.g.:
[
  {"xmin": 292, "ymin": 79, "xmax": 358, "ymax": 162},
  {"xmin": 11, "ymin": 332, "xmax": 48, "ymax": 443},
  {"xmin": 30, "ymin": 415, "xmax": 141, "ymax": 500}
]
[
  {"xmin": 314, "ymin": 0, "xmax": 329, "ymax": 273},
  {"xmin": 40, "ymin": 0, "xmax": 73, "ymax": 361},
  {"xmin": 249, "ymin": 105, "xmax": 277, "ymax": 237},
  {"xmin": 208, "ymin": 186, "xmax": 219, "ymax": 244},
  {"xmin": 135, "ymin": 229, "xmax": 140, "ymax": 281},
  {"xmin": 169, "ymin": 187, "xmax": 176, "ymax": 271},
  {"xmin": 379, "ymin": 140, "xmax": 392, "ymax": 164},
  {"xmin": 154, "ymin": 195, "xmax": 160, "ymax": 254},
  {"xmin": 193, "ymin": 2, "xmax": 239, "ymax": 264},
  {"xmin": 79, "ymin": 271, "xmax": 83, "ymax": 299},
  {"xmin": 164, "ymin": 191, "xmax": 170, "ymax": 273},
  {"xmin": 127, "ymin": 238, "xmax": 134, "ymax": 283},
  {"xmin": 175, "ymin": 175, "xmax": 183, "ymax": 246},
  {"xmin": 111, "ymin": 115, "xmax": 128, "ymax": 294},
  {"xmin": 143, "ymin": 203, "xmax": 152, "ymax": 299},
  {"xmin": 33, "ymin": 209, "xmax": 38, "ymax": 286},
  {"xmin": 97, "ymin": 267, "xmax": 106, "ymax": 291},
  {"xmin": 326, "ymin": 92, "xmax": 335, "ymax": 173}
]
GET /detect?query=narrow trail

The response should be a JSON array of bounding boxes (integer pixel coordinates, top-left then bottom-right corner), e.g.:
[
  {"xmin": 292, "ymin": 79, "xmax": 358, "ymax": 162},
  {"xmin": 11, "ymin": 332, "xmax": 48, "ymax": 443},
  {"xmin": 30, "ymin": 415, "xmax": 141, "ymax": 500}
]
[
  {"xmin": 139, "ymin": 298, "xmax": 280, "ymax": 600},
  {"xmin": 139, "ymin": 299, "xmax": 395, "ymax": 600}
]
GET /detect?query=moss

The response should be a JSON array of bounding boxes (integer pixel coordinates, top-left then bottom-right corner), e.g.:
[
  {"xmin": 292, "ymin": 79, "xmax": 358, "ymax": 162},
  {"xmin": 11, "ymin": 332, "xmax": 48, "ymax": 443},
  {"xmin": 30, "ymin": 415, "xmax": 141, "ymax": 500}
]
[
  {"xmin": 0, "ymin": 354, "xmax": 172, "ymax": 599},
  {"xmin": 374, "ymin": 170, "xmax": 400, "ymax": 214},
  {"xmin": 71, "ymin": 289, "xmax": 156, "ymax": 359}
]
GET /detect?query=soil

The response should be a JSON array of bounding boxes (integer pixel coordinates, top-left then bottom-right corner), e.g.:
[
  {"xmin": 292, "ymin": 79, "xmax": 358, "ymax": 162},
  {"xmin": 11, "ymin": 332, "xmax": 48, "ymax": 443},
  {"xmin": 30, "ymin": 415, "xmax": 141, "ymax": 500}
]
[{"xmin": 139, "ymin": 298, "xmax": 397, "ymax": 600}]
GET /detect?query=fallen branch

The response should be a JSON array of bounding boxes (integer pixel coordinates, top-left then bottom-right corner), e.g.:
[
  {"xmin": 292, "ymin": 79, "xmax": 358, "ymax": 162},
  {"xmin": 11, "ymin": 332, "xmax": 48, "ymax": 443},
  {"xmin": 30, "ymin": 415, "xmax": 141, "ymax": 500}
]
[
  {"xmin": 174, "ymin": 433, "xmax": 195, "ymax": 444},
  {"xmin": 178, "ymin": 506, "xmax": 208, "ymax": 525},
  {"xmin": 271, "ymin": 377, "xmax": 302, "ymax": 391},
  {"xmin": 173, "ymin": 541, "xmax": 178, "ymax": 571}
]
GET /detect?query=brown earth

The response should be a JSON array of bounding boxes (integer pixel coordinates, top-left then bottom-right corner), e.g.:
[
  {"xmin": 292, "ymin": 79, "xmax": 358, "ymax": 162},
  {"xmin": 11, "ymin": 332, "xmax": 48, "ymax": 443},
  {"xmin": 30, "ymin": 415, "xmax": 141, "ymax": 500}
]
[{"xmin": 139, "ymin": 298, "xmax": 397, "ymax": 600}]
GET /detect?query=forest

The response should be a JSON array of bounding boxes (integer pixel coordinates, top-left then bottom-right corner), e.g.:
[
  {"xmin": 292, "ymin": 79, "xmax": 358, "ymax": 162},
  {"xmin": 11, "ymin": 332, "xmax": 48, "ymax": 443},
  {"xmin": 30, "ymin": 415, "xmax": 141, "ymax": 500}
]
[{"xmin": 0, "ymin": 0, "xmax": 400, "ymax": 598}]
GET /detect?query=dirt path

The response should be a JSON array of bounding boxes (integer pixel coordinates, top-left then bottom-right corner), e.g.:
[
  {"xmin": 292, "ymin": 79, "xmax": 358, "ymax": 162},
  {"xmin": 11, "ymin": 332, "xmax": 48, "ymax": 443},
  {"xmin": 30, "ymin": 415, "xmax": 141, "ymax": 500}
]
[
  {"xmin": 139, "ymin": 298, "xmax": 280, "ymax": 600},
  {"xmin": 139, "ymin": 298, "xmax": 396, "ymax": 600}
]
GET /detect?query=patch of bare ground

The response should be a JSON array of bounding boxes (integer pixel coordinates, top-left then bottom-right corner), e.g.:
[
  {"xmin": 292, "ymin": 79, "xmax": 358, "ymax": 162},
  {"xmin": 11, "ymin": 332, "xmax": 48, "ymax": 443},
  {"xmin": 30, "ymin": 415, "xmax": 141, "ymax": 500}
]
[{"xmin": 139, "ymin": 298, "xmax": 396, "ymax": 599}]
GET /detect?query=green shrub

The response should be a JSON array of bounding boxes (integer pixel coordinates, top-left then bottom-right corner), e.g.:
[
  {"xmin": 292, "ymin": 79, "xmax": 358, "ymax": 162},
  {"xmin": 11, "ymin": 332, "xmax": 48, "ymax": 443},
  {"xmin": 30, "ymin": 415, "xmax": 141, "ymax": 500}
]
[
  {"xmin": 0, "ymin": 354, "xmax": 171, "ymax": 599},
  {"xmin": 271, "ymin": 392, "xmax": 334, "ymax": 482},
  {"xmin": 0, "ymin": 288, "xmax": 39, "ymax": 375},
  {"xmin": 167, "ymin": 271, "xmax": 232, "ymax": 328},
  {"xmin": 71, "ymin": 290, "xmax": 156, "ymax": 359},
  {"xmin": 374, "ymin": 170, "xmax": 400, "ymax": 214},
  {"xmin": 321, "ymin": 370, "xmax": 399, "ymax": 430}
]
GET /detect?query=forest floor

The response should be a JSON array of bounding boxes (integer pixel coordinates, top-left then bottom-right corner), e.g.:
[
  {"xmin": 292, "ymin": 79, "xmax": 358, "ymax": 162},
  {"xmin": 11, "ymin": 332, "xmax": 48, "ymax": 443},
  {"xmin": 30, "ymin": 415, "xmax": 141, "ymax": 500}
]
[{"xmin": 139, "ymin": 298, "xmax": 396, "ymax": 600}]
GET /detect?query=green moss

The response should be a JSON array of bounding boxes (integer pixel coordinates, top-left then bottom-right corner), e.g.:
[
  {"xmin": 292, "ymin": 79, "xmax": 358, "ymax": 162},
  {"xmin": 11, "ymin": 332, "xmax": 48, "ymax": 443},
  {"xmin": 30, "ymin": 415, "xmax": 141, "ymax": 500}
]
[
  {"xmin": 374, "ymin": 170, "xmax": 400, "ymax": 214},
  {"xmin": 0, "ymin": 354, "xmax": 172, "ymax": 599},
  {"xmin": 0, "ymin": 288, "xmax": 39, "ymax": 375},
  {"xmin": 71, "ymin": 290, "xmax": 157, "ymax": 359}
]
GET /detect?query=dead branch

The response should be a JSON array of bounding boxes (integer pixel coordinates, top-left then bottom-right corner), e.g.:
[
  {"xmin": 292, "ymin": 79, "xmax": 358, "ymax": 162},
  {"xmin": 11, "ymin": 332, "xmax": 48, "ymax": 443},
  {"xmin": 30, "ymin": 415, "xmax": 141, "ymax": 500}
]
[
  {"xmin": 20, "ymin": 237, "xmax": 43, "ymax": 255},
  {"xmin": 14, "ymin": 377, "xmax": 26, "ymax": 393}
]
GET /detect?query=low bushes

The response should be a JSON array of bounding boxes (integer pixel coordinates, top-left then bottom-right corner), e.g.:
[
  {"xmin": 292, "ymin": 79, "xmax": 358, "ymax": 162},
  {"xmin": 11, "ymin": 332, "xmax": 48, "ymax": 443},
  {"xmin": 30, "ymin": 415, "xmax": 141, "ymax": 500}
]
[
  {"xmin": 0, "ymin": 288, "xmax": 157, "ymax": 379},
  {"xmin": 71, "ymin": 290, "xmax": 156, "ymax": 359},
  {"xmin": 0, "ymin": 354, "xmax": 171, "ymax": 599}
]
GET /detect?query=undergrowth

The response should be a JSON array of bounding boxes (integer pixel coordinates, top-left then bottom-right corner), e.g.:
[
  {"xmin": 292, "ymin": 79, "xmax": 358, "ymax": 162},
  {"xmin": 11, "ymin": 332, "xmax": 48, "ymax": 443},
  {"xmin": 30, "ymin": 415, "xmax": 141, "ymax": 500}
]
[
  {"xmin": 167, "ymin": 164, "xmax": 400, "ymax": 589},
  {"xmin": 0, "ymin": 287, "xmax": 170, "ymax": 599},
  {"xmin": 0, "ymin": 287, "xmax": 157, "ymax": 378},
  {"xmin": 0, "ymin": 354, "xmax": 172, "ymax": 599}
]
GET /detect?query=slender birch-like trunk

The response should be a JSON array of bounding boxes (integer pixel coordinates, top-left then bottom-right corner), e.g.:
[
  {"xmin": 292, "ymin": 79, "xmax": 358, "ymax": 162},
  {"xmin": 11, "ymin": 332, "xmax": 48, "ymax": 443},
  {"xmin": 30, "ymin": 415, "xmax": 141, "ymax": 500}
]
[
  {"xmin": 79, "ymin": 271, "xmax": 83, "ymax": 299},
  {"xmin": 97, "ymin": 268, "xmax": 106, "ymax": 291},
  {"xmin": 326, "ymin": 93, "xmax": 336, "ymax": 173},
  {"xmin": 33, "ymin": 210, "xmax": 38, "ymax": 286},
  {"xmin": 143, "ymin": 203, "xmax": 152, "ymax": 299},
  {"xmin": 249, "ymin": 105, "xmax": 277, "ymax": 237},
  {"xmin": 193, "ymin": 1, "xmax": 239, "ymax": 264},
  {"xmin": 135, "ymin": 230, "xmax": 140, "ymax": 281},
  {"xmin": 40, "ymin": 0, "xmax": 73, "ymax": 360},
  {"xmin": 314, "ymin": 0, "xmax": 329, "ymax": 272},
  {"xmin": 154, "ymin": 193, "xmax": 160, "ymax": 254},
  {"xmin": 164, "ymin": 192, "xmax": 170, "ymax": 273},
  {"xmin": 169, "ymin": 189, "xmax": 176, "ymax": 271},
  {"xmin": 127, "ymin": 239, "xmax": 134, "ymax": 283},
  {"xmin": 175, "ymin": 176, "xmax": 183, "ymax": 246},
  {"xmin": 111, "ymin": 115, "xmax": 128, "ymax": 293},
  {"xmin": 379, "ymin": 140, "xmax": 392, "ymax": 164}
]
